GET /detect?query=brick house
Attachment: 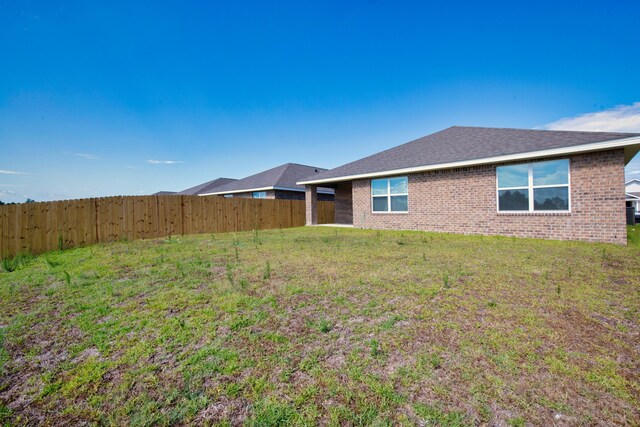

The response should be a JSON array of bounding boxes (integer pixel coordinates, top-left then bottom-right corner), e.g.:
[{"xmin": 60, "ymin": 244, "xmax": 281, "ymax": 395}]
[
  {"xmin": 299, "ymin": 126, "xmax": 640, "ymax": 244},
  {"xmin": 151, "ymin": 178, "xmax": 237, "ymax": 196},
  {"xmin": 203, "ymin": 163, "xmax": 334, "ymax": 201},
  {"xmin": 178, "ymin": 177, "xmax": 238, "ymax": 195},
  {"xmin": 625, "ymin": 179, "xmax": 640, "ymax": 215}
]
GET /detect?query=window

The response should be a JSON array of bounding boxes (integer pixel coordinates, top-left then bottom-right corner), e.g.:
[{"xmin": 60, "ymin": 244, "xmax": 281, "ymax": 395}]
[
  {"xmin": 252, "ymin": 191, "xmax": 267, "ymax": 199},
  {"xmin": 224, "ymin": 194, "xmax": 234, "ymax": 198},
  {"xmin": 372, "ymin": 177, "xmax": 408, "ymax": 212},
  {"xmin": 497, "ymin": 159, "xmax": 570, "ymax": 212}
]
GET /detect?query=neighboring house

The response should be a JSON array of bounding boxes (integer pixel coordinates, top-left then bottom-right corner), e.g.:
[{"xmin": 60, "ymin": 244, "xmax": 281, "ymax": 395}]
[
  {"xmin": 151, "ymin": 178, "xmax": 236, "ymax": 197},
  {"xmin": 178, "ymin": 177, "xmax": 237, "ymax": 195},
  {"xmin": 625, "ymin": 179, "xmax": 640, "ymax": 213},
  {"xmin": 299, "ymin": 126, "xmax": 640, "ymax": 244},
  {"xmin": 204, "ymin": 163, "xmax": 334, "ymax": 200}
]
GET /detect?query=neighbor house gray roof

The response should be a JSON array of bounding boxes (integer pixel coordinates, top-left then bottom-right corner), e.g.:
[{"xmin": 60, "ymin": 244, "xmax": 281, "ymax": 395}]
[
  {"xmin": 298, "ymin": 126, "xmax": 640, "ymax": 184},
  {"xmin": 206, "ymin": 163, "xmax": 334, "ymax": 195},
  {"xmin": 178, "ymin": 178, "xmax": 237, "ymax": 195},
  {"xmin": 152, "ymin": 191, "xmax": 177, "ymax": 196}
]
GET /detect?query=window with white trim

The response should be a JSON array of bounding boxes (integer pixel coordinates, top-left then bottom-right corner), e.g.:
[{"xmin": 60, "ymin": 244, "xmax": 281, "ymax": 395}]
[
  {"xmin": 497, "ymin": 159, "xmax": 570, "ymax": 212},
  {"xmin": 252, "ymin": 191, "xmax": 267, "ymax": 199},
  {"xmin": 371, "ymin": 177, "xmax": 408, "ymax": 212}
]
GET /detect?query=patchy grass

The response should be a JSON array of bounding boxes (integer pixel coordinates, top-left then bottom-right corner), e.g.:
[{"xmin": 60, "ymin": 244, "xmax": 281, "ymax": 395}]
[{"xmin": 0, "ymin": 227, "xmax": 639, "ymax": 425}]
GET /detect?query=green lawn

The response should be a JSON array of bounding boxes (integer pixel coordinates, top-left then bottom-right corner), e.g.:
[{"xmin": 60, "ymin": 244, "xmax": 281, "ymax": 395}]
[{"xmin": 1, "ymin": 227, "xmax": 639, "ymax": 426}]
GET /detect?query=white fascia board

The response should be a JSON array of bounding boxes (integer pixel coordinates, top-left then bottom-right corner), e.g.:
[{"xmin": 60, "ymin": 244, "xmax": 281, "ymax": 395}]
[
  {"xmin": 626, "ymin": 193, "xmax": 640, "ymax": 200},
  {"xmin": 199, "ymin": 186, "xmax": 273, "ymax": 196},
  {"xmin": 199, "ymin": 186, "xmax": 334, "ymax": 196},
  {"xmin": 297, "ymin": 135, "xmax": 640, "ymax": 185}
]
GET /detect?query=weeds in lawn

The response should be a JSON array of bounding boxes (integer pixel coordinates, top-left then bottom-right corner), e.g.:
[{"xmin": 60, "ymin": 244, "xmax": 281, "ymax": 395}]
[
  {"xmin": 45, "ymin": 256, "xmax": 61, "ymax": 268},
  {"xmin": 627, "ymin": 226, "xmax": 640, "ymax": 245},
  {"xmin": 176, "ymin": 262, "xmax": 186, "ymax": 277},
  {"xmin": 380, "ymin": 315, "xmax": 402, "ymax": 330},
  {"xmin": 0, "ymin": 227, "xmax": 639, "ymax": 425},
  {"xmin": 429, "ymin": 353, "xmax": 443, "ymax": 370},
  {"xmin": 57, "ymin": 234, "xmax": 64, "ymax": 251},
  {"xmin": 600, "ymin": 247, "xmax": 613, "ymax": 267},
  {"xmin": 226, "ymin": 263, "xmax": 234, "ymax": 285},
  {"xmin": 0, "ymin": 327, "xmax": 8, "ymax": 375},
  {"xmin": 317, "ymin": 318, "xmax": 333, "ymax": 333},
  {"xmin": 263, "ymin": 261, "xmax": 271, "ymax": 280},
  {"xmin": 247, "ymin": 399, "xmax": 298, "ymax": 427},
  {"xmin": 442, "ymin": 273, "xmax": 450, "ymax": 289},
  {"xmin": 369, "ymin": 339, "xmax": 382, "ymax": 357},
  {"xmin": 508, "ymin": 416, "xmax": 526, "ymax": 427},
  {"xmin": 1, "ymin": 252, "xmax": 34, "ymax": 272},
  {"xmin": 414, "ymin": 403, "xmax": 469, "ymax": 426},
  {"xmin": 0, "ymin": 403, "xmax": 11, "ymax": 423},
  {"xmin": 62, "ymin": 270, "xmax": 71, "ymax": 285},
  {"xmin": 253, "ymin": 229, "xmax": 262, "ymax": 245}
]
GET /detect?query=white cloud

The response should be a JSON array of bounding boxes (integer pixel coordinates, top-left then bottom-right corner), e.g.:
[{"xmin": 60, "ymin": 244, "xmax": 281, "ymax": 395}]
[
  {"xmin": 544, "ymin": 102, "xmax": 640, "ymax": 133},
  {"xmin": 74, "ymin": 153, "xmax": 99, "ymax": 160},
  {"xmin": 146, "ymin": 160, "xmax": 184, "ymax": 164},
  {"xmin": 0, "ymin": 184, "xmax": 20, "ymax": 187},
  {"xmin": 0, "ymin": 169, "xmax": 27, "ymax": 175},
  {"xmin": 0, "ymin": 190, "xmax": 28, "ymax": 199},
  {"xmin": 544, "ymin": 103, "xmax": 640, "ymax": 179},
  {"xmin": 37, "ymin": 192, "xmax": 69, "ymax": 200}
]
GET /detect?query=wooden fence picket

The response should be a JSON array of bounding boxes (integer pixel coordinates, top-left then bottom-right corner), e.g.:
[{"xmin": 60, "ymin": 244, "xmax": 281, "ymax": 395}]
[{"xmin": 0, "ymin": 196, "xmax": 336, "ymax": 258}]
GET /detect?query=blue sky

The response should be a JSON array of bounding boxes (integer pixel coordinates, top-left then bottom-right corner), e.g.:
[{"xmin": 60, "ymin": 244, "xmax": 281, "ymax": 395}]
[{"xmin": 1, "ymin": 0, "xmax": 640, "ymax": 202}]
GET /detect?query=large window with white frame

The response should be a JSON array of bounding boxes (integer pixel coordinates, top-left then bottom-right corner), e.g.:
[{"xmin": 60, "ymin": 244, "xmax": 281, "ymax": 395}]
[
  {"xmin": 497, "ymin": 159, "xmax": 570, "ymax": 212},
  {"xmin": 252, "ymin": 191, "xmax": 267, "ymax": 199},
  {"xmin": 371, "ymin": 177, "xmax": 408, "ymax": 212}
]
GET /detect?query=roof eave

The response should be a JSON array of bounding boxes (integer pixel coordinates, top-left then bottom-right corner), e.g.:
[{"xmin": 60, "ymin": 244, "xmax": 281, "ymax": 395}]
[
  {"xmin": 297, "ymin": 135, "xmax": 640, "ymax": 185},
  {"xmin": 200, "ymin": 186, "xmax": 334, "ymax": 196}
]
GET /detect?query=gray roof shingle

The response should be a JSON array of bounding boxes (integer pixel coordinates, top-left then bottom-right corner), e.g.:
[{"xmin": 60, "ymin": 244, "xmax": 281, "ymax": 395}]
[
  {"xmin": 299, "ymin": 126, "xmax": 640, "ymax": 183},
  {"xmin": 209, "ymin": 163, "xmax": 330, "ymax": 194},
  {"xmin": 178, "ymin": 178, "xmax": 237, "ymax": 195}
]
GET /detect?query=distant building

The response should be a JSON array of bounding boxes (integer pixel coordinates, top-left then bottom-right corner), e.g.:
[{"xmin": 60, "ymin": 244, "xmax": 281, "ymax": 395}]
[{"xmin": 204, "ymin": 163, "xmax": 334, "ymax": 201}]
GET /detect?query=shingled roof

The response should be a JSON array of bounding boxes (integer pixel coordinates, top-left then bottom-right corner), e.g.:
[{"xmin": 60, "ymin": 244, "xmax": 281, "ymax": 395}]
[
  {"xmin": 205, "ymin": 163, "xmax": 333, "ymax": 195},
  {"xmin": 298, "ymin": 126, "xmax": 640, "ymax": 185},
  {"xmin": 178, "ymin": 177, "xmax": 237, "ymax": 195}
]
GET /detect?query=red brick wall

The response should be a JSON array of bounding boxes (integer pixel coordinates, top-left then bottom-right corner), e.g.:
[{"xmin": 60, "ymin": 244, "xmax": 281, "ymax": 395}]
[
  {"xmin": 273, "ymin": 190, "xmax": 334, "ymax": 201},
  {"xmin": 334, "ymin": 182, "xmax": 353, "ymax": 224},
  {"xmin": 351, "ymin": 150, "xmax": 627, "ymax": 244}
]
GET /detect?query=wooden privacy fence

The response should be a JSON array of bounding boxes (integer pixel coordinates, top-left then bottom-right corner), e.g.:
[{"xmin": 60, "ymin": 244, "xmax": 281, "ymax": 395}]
[{"xmin": 0, "ymin": 196, "xmax": 335, "ymax": 258}]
